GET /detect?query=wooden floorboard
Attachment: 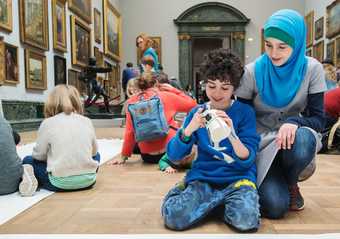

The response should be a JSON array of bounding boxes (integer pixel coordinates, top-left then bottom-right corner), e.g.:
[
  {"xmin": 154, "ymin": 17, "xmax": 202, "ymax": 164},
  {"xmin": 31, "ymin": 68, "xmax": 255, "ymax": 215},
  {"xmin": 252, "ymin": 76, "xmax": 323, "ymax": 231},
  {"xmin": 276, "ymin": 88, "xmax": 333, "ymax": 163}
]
[{"xmin": 1, "ymin": 127, "xmax": 340, "ymax": 234}]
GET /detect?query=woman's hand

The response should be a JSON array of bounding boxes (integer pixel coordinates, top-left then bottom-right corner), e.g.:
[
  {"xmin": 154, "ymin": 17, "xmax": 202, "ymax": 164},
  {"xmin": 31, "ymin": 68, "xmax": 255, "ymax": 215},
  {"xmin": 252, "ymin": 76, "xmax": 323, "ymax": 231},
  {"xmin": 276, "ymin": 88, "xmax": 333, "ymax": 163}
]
[
  {"xmin": 183, "ymin": 108, "xmax": 206, "ymax": 137},
  {"xmin": 276, "ymin": 123, "xmax": 298, "ymax": 150}
]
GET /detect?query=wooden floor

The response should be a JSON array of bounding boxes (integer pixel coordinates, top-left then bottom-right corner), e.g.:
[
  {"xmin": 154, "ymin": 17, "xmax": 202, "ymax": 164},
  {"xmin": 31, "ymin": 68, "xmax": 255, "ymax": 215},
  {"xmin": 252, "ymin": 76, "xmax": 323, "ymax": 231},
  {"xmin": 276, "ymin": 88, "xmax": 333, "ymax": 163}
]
[{"xmin": 1, "ymin": 127, "xmax": 340, "ymax": 234}]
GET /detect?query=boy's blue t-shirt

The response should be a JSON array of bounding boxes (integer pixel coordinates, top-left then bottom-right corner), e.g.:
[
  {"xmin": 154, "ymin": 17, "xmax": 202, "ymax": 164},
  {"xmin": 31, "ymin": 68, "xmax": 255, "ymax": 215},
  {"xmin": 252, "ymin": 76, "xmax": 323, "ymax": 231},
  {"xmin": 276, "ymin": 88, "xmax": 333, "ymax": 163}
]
[{"xmin": 167, "ymin": 101, "xmax": 260, "ymax": 187}]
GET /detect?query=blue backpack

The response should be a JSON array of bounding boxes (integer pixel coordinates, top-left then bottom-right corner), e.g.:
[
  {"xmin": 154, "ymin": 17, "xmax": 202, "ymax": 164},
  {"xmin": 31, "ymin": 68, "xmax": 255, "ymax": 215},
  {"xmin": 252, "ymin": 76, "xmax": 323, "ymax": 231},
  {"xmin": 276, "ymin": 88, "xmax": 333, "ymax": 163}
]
[{"xmin": 128, "ymin": 93, "xmax": 169, "ymax": 142}]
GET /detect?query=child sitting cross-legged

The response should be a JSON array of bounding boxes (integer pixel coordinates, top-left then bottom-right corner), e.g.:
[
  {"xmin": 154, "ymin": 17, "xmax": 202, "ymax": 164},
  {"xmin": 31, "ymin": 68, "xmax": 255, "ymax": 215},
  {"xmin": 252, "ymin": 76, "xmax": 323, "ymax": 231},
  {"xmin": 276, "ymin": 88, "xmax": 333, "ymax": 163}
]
[
  {"xmin": 20, "ymin": 85, "xmax": 100, "ymax": 195},
  {"xmin": 161, "ymin": 48, "xmax": 261, "ymax": 232}
]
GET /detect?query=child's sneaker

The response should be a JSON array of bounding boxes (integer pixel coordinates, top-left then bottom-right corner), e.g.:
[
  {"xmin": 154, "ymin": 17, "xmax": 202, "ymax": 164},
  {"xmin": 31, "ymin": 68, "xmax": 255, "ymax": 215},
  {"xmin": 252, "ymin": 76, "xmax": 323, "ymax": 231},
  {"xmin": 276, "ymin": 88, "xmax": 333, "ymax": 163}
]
[
  {"xmin": 19, "ymin": 164, "xmax": 38, "ymax": 197},
  {"xmin": 288, "ymin": 184, "xmax": 304, "ymax": 211}
]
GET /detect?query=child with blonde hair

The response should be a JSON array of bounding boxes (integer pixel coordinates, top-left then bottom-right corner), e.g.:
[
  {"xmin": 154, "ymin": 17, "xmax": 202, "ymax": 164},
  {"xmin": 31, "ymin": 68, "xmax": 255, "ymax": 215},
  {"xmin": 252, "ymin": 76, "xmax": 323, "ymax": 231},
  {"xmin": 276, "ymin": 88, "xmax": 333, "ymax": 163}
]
[{"xmin": 20, "ymin": 85, "xmax": 100, "ymax": 195}]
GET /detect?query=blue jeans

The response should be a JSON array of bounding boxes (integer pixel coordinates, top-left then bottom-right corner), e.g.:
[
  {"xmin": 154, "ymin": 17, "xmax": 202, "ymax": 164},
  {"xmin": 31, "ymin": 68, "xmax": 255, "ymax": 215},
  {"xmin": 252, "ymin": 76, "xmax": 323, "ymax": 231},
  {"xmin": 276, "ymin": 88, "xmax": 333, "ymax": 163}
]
[
  {"xmin": 259, "ymin": 127, "xmax": 316, "ymax": 219},
  {"xmin": 162, "ymin": 180, "xmax": 260, "ymax": 232},
  {"xmin": 22, "ymin": 153, "xmax": 101, "ymax": 192}
]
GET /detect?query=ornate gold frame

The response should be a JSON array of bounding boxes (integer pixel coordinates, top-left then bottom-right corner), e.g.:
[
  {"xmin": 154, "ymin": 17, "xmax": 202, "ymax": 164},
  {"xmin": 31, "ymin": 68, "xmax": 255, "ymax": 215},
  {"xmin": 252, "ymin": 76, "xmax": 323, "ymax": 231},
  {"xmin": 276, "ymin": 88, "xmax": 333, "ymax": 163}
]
[
  {"xmin": 52, "ymin": 0, "xmax": 67, "ymax": 52},
  {"xmin": 68, "ymin": 0, "xmax": 92, "ymax": 24},
  {"xmin": 305, "ymin": 11, "xmax": 314, "ymax": 48},
  {"xmin": 70, "ymin": 15, "xmax": 92, "ymax": 68},
  {"xmin": 19, "ymin": 0, "xmax": 49, "ymax": 51},
  {"xmin": 0, "ymin": 0, "xmax": 13, "ymax": 32},
  {"xmin": 25, "ymin": 49, "xmax": 47, "ymax": 90},
  {"xmin": 103, "ymin": 0, "xmax": 121, "ymax": 61}
]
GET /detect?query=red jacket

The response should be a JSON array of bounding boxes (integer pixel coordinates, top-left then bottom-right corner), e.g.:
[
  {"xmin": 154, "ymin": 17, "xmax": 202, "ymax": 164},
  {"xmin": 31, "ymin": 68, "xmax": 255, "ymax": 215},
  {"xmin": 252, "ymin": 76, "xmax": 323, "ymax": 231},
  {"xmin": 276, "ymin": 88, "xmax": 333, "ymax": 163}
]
[
  {"xmin": 122, "ymin": 85, "xmax": 197, "ymax": 156},
  {"xmin": 324, "ymin": 87, "xmax": 340, "ymax": 118}
]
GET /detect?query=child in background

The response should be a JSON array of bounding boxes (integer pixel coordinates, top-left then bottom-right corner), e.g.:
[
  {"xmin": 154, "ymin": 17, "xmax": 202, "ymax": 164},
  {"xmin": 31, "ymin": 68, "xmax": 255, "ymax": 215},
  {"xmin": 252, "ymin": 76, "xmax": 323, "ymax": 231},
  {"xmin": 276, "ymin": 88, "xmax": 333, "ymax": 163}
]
[
  {"xmin": 162, "ymin": 48, "xmax": 260, "ymax": 232},
  {"xmin": 21, "ymin": 85, "xmax": 100, "ymax": 194}
]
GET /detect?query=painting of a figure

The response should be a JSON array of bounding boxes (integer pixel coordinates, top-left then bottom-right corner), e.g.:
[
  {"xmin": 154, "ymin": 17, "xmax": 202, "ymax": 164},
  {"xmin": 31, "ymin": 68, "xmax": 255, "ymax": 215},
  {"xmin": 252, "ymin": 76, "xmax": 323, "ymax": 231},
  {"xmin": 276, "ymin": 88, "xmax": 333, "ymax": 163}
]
[
  {"xmin": 0, "ymin": 0, "xmax": 12, "ymax": 32},
  {"xmin": 313, "ymin": 40, "xmax": 324, "ymax": 63},
  {"xmin": 71, "ymin": 16, "xmax": 91, "ymax": 67},
  {"xmin": 25, "ymin": 49, "xmax": 46, "ymax": 90},
  {"xmin": 326, "ymin": 41, "xmax": 335, "ymax": 62},
  {"xmin": 19, "ymin": 0, "xmax": 48, "ymax": 51},
  {"xmin": 52, "ymin": 0, "xmax": 66, "ymax": 52},
  {"xmin": 103, "ymin": 0, "xmax": 121, "ymax": 61},
  {"xmin": 69, "ymin": 0, "xmax": 91, "ymax": 23},
  {"xmin": 54, "ymin": 55, "xmax": 66, "ymax": 85},
  {"xmin": 5, "ymin": 43, "xmax": 18, "ymax": 84},
  {"xmin": 326, "ymin": 0, "xmax": 340, "ymax": 39}
]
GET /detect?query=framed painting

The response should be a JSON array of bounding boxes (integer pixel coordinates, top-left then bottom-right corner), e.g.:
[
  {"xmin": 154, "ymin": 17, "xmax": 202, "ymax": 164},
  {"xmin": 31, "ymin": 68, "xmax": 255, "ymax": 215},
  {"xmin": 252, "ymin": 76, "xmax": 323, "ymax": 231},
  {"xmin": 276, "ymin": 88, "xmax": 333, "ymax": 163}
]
[
  {"xmin": 306, "ymin": 48, "xmax": 312, "ymax": 57},
  {"xmin": 103, "ymin": 0, "xmax": 121, "ymax": 61},
  {"xmin": 19, "ymin": 0, "xmax": 49, "ymax": 51},
  {"xmin": 336, "ymin": 36, "xmax": 340, "ymax": 68},
  {"xmin": 54, "ymin": 55, "xmax": 66, "ymax": 85},
  {"xmin": 314, "ymin": 17, "xmax": 324, "ymax": 41},
  {"xmin": 71, "ymin": 15, "xmax": 91, "ymax": 68},
  {"xmin": 0, "ymin": 40, "xmax": 18, "ymax": 85},
  {"xmin": 94, "ymin": 8, "xmax": 101, "ymax": 44},
  {"xmin": 68, "ymin": 0, "xmax": 91, "ymax": 24},
  {"xmin": 326, "ymin": 41, "xmax": 335, "ymax": 62},
  {"xmin": 0, "ymin": 37, "xmax": 4, "ymax": 85},
  {"xmin": 25, "ymin": 49, "xmax": 47, "ymax": 90},
  {"xmin": 261, "ymin": 29, "xmax": 265, "ymax": 54},
  {"xmin": 313, "ymin": 40, "xmax": 324, "ymax": 63},
  {"xmin": 52, "ymin": 0, "xmax": 67, "ymax": 52},
  {"xmin": 68, "ymin": 68, "xmax": 87, "ymax": 96},
  {"xmin": 94, "ymin": 46, "xmax": 104, "ymax": 67},
  {"xmin": 137, "ymin": 36, "xmax": 162, "ymax": 64},
  {"xmin": 305, "ymin": 11, "xmax": 314, "ymax": 48},
  {"xmin": 0, "ymin": 0, "xmax": 12, "ymax": 32},
  {"xmin": 326, "ymin": 0, "xmax": 340, "ymax": 39}
]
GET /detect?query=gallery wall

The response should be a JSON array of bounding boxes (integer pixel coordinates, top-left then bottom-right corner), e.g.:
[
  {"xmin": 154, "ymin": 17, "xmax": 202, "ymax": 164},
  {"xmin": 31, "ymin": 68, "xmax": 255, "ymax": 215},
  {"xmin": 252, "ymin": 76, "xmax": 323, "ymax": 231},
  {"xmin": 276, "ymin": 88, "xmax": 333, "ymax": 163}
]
[
  {"xmin": 0, "ymin": 0, "xmax": 120, "ymax": 102},
  {"xmin": 119, "ymin": 0, "xmax": 305, "ymax": 79}
]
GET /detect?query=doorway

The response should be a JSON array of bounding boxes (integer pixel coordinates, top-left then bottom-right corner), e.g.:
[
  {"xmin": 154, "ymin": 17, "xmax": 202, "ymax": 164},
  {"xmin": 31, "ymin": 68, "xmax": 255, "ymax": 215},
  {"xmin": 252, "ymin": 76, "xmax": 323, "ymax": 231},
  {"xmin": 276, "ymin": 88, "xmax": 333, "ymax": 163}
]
[{"xmin": 192, "ymin": 37, "xmax": 230, "ymax": 102}]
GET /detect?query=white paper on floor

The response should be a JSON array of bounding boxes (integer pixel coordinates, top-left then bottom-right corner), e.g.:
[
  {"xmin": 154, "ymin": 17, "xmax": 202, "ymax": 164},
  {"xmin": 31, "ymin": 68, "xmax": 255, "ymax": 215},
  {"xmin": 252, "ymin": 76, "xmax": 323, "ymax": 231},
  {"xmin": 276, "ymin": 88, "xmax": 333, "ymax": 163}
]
[{"xmin": 0, "ymin": 138, "xmax": 123, "ymax": 225}]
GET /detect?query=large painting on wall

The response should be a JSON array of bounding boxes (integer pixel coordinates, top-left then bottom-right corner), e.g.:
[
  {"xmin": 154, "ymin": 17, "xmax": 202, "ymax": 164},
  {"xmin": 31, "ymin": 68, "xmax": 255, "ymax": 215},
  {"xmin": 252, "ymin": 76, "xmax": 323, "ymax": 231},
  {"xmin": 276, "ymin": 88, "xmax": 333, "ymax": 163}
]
[
  {"xmin": 71, "ymin": 15, "xmax": 91, "ymax": 68},
  {"xmin": 0, "ymin": 0, "xmax": 12, "ymax": 32},
  {"xmin": 52, "ymin": 0, "xmax": 67, "ymax": 52},
  {"xmin": 326, "ymin": 0, "xmax": 340, "ymax": 39},
  {"xmin": 19, "ymin": 0, "xmax": 49, "ymax": 51},
  {"xmin": 25, "ymin": 49, "xmax": 46, "ymax": 90},
  {"xmin": 103, "ymin": 0, "xmax": 121, "ymax": 61},
  {"xmin": 305, "ymin": 11, "xmax": 314, "ymax": 48},
  {"xmin": 136, "ymin": 36, "xmax": 162, "ymax": 65},
  {"xmin": 68, "ymin": 0, "xmax": 91, "ymax": 24}
]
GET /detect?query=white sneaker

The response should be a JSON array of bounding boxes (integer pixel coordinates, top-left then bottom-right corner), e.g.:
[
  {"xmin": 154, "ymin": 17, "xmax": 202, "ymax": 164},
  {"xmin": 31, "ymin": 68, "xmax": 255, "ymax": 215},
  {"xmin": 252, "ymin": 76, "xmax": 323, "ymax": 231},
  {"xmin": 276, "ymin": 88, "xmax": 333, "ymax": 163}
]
[{"xmin": 19, "ymin": 164, "xmax": 38, "ymax": 196}]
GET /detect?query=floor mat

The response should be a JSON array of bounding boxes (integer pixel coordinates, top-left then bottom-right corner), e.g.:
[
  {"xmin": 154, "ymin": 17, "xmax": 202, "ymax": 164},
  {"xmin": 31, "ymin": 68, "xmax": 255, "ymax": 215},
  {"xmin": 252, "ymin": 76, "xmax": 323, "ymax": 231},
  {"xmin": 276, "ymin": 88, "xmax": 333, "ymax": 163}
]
[{"xmin": 0, "ymin": 138, "xmax": 123, "ymax": 225}]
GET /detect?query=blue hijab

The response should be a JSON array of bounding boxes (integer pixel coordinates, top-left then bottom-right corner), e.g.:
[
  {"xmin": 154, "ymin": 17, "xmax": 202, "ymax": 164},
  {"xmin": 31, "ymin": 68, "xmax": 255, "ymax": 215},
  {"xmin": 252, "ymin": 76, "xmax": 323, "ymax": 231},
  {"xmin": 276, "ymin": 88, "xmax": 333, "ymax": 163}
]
[{"xmin": 255, "ymin": 9, "xmax": 308, "ymax": 108}]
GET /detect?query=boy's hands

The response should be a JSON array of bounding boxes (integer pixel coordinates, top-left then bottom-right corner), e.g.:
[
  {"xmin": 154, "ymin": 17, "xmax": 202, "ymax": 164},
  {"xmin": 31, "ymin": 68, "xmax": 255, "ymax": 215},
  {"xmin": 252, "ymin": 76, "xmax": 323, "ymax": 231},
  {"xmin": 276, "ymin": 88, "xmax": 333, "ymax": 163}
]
[
  {"xmin": 184, "ymin": 108, "xmax": 206, "ymax": 137},
  {"xmin": 164, "ymin": 166, "xmax": 178, "ymax": 174}
]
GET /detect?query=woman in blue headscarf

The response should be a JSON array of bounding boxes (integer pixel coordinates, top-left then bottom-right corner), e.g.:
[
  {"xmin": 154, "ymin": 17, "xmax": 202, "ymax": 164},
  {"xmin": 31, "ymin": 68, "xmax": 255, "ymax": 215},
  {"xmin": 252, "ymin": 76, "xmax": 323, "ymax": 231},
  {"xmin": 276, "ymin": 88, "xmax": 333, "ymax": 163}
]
[{"xmin": 236, "ymin": 9, "xmax": 326, "ymax": 219}]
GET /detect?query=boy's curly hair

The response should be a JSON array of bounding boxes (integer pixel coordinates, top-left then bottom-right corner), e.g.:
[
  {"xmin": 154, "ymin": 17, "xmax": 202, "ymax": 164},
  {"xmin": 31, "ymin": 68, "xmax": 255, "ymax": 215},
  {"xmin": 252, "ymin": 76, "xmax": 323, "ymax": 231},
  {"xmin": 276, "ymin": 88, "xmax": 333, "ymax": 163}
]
[{"xmin": 200, "ymin": 48, "xmax": 244, "ymax": 89}]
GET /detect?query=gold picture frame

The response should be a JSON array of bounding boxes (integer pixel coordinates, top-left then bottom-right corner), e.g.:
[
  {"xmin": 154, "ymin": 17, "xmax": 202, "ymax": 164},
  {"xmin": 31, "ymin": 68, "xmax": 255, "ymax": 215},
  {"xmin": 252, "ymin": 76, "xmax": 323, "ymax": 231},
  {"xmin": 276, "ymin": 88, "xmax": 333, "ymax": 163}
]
[
  {"xmin": 94, "ymin": 8, "xmax": 101, "ymax": 44},
  {"xmin": 314, "ymin": 17, "xmax": 324, "ymax": 41},
  {"xmin": 336, "ymin": 36, "xmax": 340, "ymax": 68},
  {"xmin": 103, "ymin": 0, "xmax": 121, "ymax": 61},
  {"xmin": 305, "ymin": 11, "xmax": 314, "ymax": 48},
  {"xmin": 326, "ymin": 41, "xmax": 335, "ymax": 63},
  {"xmin": 326, "ymin": 0, "xmax": 340, "ymax": 39},
  {"xmin": 0, "ymin": 0, "xmax": 13, "ymax": 32},
  {"xmin": 52, "ymin": 0, "xmax": 67, "ymax": 52},
  {"xmin": 0, "ymin": 37, "xmax": 5, "ymax": 85},
  {"xmin": 94, "ymin": 46, "xmax": 104, "ymax": 67},
  {"xmin": 19, "ymin": 0, "xmax": 49, "ymax": 51},
  {"xmin": 313, "ymin": 40, "xmax": 324, "ymax": 63},
  {"xmin": 3, "ymin": 42, "xmax": 19, "ymax": 84},
  {"xmin": 71, "ymin": 15, "xmax": 92, "ymax": 68},
  {"xmin": 261, "ymin": 29, "xmax": 265, "ymax": 54},
  {"xmin": 68, "ymin": 0, "xmax": 92, "ymax": 24},
  {"xmin": 25, "ymin": 49, "xmax": 47, "ymax": 90},
  {"xmin": 137, "ymin": 36, "xmax": 162, "ymax": 64}
]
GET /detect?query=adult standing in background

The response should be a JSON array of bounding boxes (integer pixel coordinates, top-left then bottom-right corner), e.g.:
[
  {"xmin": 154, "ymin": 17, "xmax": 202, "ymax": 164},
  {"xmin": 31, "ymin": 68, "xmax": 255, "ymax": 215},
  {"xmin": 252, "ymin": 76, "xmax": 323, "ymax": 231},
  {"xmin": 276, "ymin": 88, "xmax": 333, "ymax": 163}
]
[
  {"xmin": 122, "ymin": 62, "xmax": 136, "ymax": 99},
  {"xmin": 236, "ymin": 9, "xmax": 326, "ymax": 219},
  {"xmin": 136, "ymin": 33, "xmax": 159, "ymax": 73}
]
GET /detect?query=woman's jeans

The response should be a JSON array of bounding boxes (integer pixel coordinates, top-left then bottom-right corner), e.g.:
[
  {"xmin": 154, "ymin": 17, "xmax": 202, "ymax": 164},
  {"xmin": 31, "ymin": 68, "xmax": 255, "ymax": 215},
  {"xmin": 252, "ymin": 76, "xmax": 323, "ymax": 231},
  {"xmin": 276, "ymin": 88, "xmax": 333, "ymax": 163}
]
[
  {"xmin": 22, "ymin": 153, "xmax": 101, "ymax": 192},
  {"xmin": 162, "ymin": 180, "xmax": 260, "ymax": 232},
  {"xmin": 259, "ymin": 127, "xmax": 316, "ymax": 219}
]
